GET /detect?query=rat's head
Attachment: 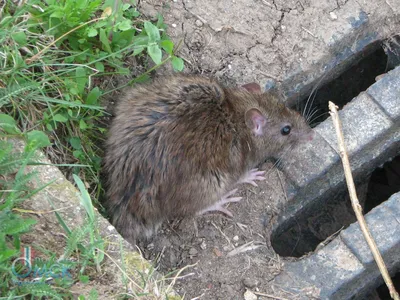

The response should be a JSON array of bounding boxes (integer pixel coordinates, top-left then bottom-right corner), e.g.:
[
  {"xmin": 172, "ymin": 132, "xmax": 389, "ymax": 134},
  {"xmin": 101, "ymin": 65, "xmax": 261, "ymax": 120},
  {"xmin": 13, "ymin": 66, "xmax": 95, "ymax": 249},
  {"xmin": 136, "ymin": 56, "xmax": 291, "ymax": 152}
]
[{"xmin": 244, "ymin": 94, "xmax": 314, "ymax": 160}]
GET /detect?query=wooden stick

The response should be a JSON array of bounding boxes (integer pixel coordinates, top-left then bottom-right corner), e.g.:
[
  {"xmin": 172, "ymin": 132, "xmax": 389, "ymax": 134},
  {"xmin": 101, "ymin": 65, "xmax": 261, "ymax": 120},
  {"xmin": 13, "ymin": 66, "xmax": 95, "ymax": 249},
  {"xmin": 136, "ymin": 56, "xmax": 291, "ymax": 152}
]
[{"xmin": 328, "ymin": 101, "xmax": 399, "ymax": 300}]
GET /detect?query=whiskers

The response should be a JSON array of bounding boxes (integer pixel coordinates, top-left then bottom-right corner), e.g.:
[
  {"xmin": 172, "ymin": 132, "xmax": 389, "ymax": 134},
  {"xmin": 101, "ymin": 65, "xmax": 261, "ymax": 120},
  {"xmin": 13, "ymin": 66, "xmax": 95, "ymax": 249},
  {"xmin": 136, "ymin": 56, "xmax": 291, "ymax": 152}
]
[
  {"xmin": 301, "ymin": 73, "xmax": 329, "ymax": 126},
  {"xmin": 265, "ymin": 143, "xmax": 297, "ymax": 176}
]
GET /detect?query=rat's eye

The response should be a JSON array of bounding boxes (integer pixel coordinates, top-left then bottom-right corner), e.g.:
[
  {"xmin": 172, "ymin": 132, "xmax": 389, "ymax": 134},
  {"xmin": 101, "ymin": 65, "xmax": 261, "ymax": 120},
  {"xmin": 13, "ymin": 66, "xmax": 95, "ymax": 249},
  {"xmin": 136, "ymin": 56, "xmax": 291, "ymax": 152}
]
[{"xmin": 281, "ymin": 125, "xmax": 291, "ymax": 135}]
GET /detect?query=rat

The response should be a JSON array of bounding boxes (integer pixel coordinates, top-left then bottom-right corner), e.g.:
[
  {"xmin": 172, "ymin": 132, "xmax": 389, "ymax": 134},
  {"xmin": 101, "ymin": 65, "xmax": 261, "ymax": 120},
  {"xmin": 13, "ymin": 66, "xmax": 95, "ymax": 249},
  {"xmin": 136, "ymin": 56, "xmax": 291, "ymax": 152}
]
[{"xmin": 103, "ymin": 74, "xmax": 314, "ymax": 244}]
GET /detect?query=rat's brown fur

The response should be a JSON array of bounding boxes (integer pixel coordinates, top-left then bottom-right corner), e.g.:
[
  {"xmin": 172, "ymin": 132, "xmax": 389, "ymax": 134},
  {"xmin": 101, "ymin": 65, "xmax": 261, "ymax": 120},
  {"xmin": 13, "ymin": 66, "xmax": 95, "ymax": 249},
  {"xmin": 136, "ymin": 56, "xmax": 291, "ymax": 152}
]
[{"xmin": 103, "ymin": 75, "xmax": 312, "ymax": 243}]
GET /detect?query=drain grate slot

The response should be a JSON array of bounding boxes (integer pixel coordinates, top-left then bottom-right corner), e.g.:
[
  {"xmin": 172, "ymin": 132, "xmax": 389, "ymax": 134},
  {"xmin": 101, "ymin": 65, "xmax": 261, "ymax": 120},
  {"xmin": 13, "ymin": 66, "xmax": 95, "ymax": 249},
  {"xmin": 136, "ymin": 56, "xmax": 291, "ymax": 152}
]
[
  {"xmin": 365, "ymin": 156, "xmax": 400, "ymax": 214},
  {"xmin": 272, "ymin": 154, "xmax": 400, "ymax": 258},
  {"xmin": 374, "ymin": 271, "xmax": 400, "ymax": 300},
  {"xmin": 294, "ymin": 36, "xmax": 400, "ymax": 126}
]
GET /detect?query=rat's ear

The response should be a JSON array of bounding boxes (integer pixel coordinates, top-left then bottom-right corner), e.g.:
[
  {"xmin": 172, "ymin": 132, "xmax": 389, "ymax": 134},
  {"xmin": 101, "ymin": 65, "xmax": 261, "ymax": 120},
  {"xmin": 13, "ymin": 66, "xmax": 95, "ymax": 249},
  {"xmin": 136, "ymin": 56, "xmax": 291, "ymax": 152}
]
[
  {"xmin": 245, "ymin": 108, "xmax": 267, "ymax": 136},
  {"xmin": 241, "ymin": 82, "xmax": 262, "ymax": 93}
]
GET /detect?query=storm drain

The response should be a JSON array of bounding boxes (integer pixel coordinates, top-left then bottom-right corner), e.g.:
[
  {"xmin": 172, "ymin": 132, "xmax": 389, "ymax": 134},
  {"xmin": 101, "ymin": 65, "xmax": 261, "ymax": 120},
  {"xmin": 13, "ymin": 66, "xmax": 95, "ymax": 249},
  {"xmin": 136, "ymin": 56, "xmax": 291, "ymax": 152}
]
[
  {"xmin": 295, "ymin": 40, "xmax": 395, "ymax": 126},
  {"xmin": 270, "ymin": 37, "xmax": 400, "ymax": 299}
]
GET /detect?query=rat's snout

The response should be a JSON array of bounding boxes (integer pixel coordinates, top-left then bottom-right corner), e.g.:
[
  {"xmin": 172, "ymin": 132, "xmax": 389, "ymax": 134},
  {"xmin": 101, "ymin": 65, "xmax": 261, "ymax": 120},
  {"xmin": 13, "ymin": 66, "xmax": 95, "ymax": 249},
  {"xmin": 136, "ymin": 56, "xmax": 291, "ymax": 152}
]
[{"xmin": 298, "ymin": 129, "xmax": 314, "ymax": 143}]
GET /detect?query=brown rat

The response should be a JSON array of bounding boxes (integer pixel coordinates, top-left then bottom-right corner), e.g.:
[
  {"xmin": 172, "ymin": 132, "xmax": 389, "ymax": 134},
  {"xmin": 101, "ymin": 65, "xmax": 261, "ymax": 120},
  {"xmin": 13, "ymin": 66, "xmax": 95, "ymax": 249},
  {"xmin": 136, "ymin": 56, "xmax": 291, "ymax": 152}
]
[{"xmin": 103, "ymin": 74, "xmax": 313, "ymax": 243}]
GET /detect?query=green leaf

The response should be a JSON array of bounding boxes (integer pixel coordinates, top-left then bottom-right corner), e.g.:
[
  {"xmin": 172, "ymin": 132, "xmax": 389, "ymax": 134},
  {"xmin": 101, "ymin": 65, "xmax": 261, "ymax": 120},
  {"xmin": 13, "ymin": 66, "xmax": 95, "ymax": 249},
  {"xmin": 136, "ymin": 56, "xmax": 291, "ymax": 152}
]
[
  {"xmin": 69, "ymin": 137, "xmax": 82, "ymax": 150},
  {"xmin": 50, "ymin": 11, "xmax": 64, "ymax": 18},
  {"xmin": 46, "ymin": 123, "xmax": 54, "ymax": 131},
  {"xmin": 95, "ymin": 62, "xmax": 104, "ymax": 72},
  {"xmin": 3, "ymin": 218, "xmax": 37, "ymax": 235},
  {"xmin": 117, "ymin": 19, "xmax": 132, "ymax": 31},
  {"xmin": 73, "ymin": 150, "xmax": 84, "ymax": 159},
  {"xmin": 0, "ymin": 113, "xmax": 21, "ymax": 134},
  {"xmin": 99, "ymin": 28, "xmax": 112, "ymax": 53},
  {"xmin": 79, "ymin": 119, "xmax": 88, "ymax": 130},
  {"xmin": 70, "ymin": 87, "xmax": 79, "ymax": 95},
  {"xmin": 134, "ymin": 74, "xmax": 151, "ymax": 83},
  {"xmin": 53, "ymin": 114, "xmax": 68, "ymax": 123},
  {"xmin": 87, "ymin": 27, "xmax": 98, "ymax": 37},
  {"xmin": 11, "ymin": 32, "xmax": 27, "ymax": 46},
  {"xmin": 160, "ymin": 40, "xmax": 174, "ymax": 55},
  {"xmin": 133, "ymin": 46, "xmax": 145, "ymax": 56},
  {"xmin": 76, "ymin": 67, "xmax": 87, "ymax": 94},
  {"xmin": 86, "ymin": 87, "xmax": 101, "ymax": 105},
  {"xmin": 79, "ymin": 275, "xmax": 90, "ymax": 283},
  {"xmin": 144, "ymin": 21, "xmax": 160, "ymax": 42},
  {"xmin": 73, "ymin": 174, "xmax": 95, "ymax": 221},
  {"xmin": 88, "ymin": 289, "xmax": 98, "ymax": 300},
  {"xmin": 26, "ymin": 130, "xmax": 51, "ymax": 149},
  {"xmin": 118, "ymin": 67, "xmax": 130, "ymax": 75},
  {"xmin": 147, "ymin": 43, "xmax": 162, "ymax": 64},
  {"xmin": 0, "ymin": 249, "xmax": 18, "ymax": 263},
  {"xmin": 132, "ymin": 35, "xmax": 149, "ymax": 46},
  {"xmin": 171, "ymin": 56, "xmax": 184, "ymax": 71}
]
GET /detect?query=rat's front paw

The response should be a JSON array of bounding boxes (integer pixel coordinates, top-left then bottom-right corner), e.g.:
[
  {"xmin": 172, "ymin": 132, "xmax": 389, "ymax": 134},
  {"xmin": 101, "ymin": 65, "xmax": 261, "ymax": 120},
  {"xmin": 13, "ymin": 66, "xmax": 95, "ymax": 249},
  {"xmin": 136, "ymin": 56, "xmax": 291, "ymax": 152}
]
[{"xmin": 239, "ymin": 168, "xmax": 266, "ymax": 187}]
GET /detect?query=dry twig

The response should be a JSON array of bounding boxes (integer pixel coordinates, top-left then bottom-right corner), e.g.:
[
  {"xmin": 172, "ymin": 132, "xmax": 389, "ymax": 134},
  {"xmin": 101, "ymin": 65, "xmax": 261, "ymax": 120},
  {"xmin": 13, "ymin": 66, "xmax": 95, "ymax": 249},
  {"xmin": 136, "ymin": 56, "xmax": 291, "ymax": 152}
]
[{"xmin": 329, "ymin": 101, "xmax": 399, "ymax": 300}]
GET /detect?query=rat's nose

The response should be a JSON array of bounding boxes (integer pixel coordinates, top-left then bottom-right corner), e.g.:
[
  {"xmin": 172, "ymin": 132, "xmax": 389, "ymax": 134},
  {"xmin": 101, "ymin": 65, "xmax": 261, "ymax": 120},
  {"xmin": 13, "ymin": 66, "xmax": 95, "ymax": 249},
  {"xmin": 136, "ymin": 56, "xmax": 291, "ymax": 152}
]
[{"xmin": 307, "ymin": 130, "xmax": 315, "ymax": 141}]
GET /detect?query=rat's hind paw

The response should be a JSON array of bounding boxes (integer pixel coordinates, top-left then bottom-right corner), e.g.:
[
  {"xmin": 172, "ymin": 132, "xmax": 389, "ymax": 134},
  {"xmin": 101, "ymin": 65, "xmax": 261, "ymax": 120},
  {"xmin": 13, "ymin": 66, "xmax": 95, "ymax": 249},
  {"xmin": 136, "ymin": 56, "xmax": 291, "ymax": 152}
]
[{"xmin": 197, "ymin": 189, "xmax": 242, "ymax": 217}]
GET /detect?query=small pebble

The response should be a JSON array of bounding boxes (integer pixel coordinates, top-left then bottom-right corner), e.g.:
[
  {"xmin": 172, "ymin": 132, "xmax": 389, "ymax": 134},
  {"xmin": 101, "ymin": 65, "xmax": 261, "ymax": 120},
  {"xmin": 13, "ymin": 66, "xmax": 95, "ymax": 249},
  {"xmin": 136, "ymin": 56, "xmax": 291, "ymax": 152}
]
[
  {"xmin": 213, "ymin": 247, "xmax": 223, "ymax": 257},
  {"xmin": 200, "ymin": 240, "xmax": 207, "ymax": 250},
  {"xmin": 330, "ymin": 11, "xmax": 338, "ymax": 20},
  {"xmin": 244, "ymin": 290, "xmax": 257, "ymax": 300},
  {"xmin": 169, "ymin": 251, "xmax": 178, "ymax": 266},
  {"xmin": 189, "ymin": 247, "xmax": 198, "ymax": 256},
  {"xmin": 233, "ymin": 235, "xmax": 239, "ymax": 241},
  {"xmin": 147, "ymin": 243, "xmax": 154, "ymax": 251},
  {"xmin": 195, "ymin": 19, "xmax": 203, "ymax": 27},
  {"xmin": 172, "ymin": 23, "xmax": 177, "ymax": 28},
  {"xmin": 243, "ymin": 278, "xmax": 259, "ymax": 288}
]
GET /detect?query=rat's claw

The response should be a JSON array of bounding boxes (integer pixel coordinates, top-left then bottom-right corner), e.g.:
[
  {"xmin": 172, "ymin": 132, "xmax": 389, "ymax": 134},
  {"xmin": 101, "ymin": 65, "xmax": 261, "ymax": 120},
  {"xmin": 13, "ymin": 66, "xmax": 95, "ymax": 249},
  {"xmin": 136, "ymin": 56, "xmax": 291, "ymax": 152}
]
[
  {"xmin": 239, "ymin": 168, "xmax": 266, "ymax": 186},
  {"xmin": 197, "ymin": 189, "xmax": 242, "ymax": 217},
  {"xmin": 214, "ymin": 206, "xmax": 233, "ymax": 217}
]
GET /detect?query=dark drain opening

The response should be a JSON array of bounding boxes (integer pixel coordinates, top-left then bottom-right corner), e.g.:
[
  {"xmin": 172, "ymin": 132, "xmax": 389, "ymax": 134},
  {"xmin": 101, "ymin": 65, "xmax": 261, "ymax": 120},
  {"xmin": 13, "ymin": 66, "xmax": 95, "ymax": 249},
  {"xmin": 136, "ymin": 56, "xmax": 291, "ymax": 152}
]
[
  {"xmin": 271, "ymin": 155, "xmax": 400, "ymax": 258},
  {"xmin": 375, "ymin": 272, "xmax": 400, "ymax": 300},
  {"xmin": 365, "ymin": 156, "xmax": 400, "ymax": 214},
  {"xmin": 295, "ymin": 39, "xmax": 399, "ymax": 126}
]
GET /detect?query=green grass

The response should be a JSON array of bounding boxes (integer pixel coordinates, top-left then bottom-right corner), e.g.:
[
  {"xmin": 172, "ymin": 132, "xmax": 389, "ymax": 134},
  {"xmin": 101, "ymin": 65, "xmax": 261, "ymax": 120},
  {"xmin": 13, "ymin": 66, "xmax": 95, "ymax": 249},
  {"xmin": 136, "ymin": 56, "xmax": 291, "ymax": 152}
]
[
  {"xmin": 0, "ymin": 0, "xmax": 184, "ymax": 298},
  {"xmin": 0, "ymin": 0, "xmax": 183, "ymax": 201}
]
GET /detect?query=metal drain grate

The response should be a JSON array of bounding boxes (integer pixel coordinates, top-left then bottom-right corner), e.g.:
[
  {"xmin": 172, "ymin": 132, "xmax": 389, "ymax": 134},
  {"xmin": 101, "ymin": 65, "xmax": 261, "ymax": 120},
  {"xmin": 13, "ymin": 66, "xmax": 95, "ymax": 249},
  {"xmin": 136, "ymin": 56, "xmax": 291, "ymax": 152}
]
[{"xmin": 270, "ymin": 63, "xmax": 400, "ymax": 298}]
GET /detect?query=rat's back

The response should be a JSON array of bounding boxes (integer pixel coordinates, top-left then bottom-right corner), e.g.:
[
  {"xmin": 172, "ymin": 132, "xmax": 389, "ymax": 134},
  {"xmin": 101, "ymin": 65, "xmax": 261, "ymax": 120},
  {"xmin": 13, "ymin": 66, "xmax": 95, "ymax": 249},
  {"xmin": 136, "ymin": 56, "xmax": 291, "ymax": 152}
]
[{"xmin": 103, "ymin": 75, "xmax": 237, "ymax": 243}]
